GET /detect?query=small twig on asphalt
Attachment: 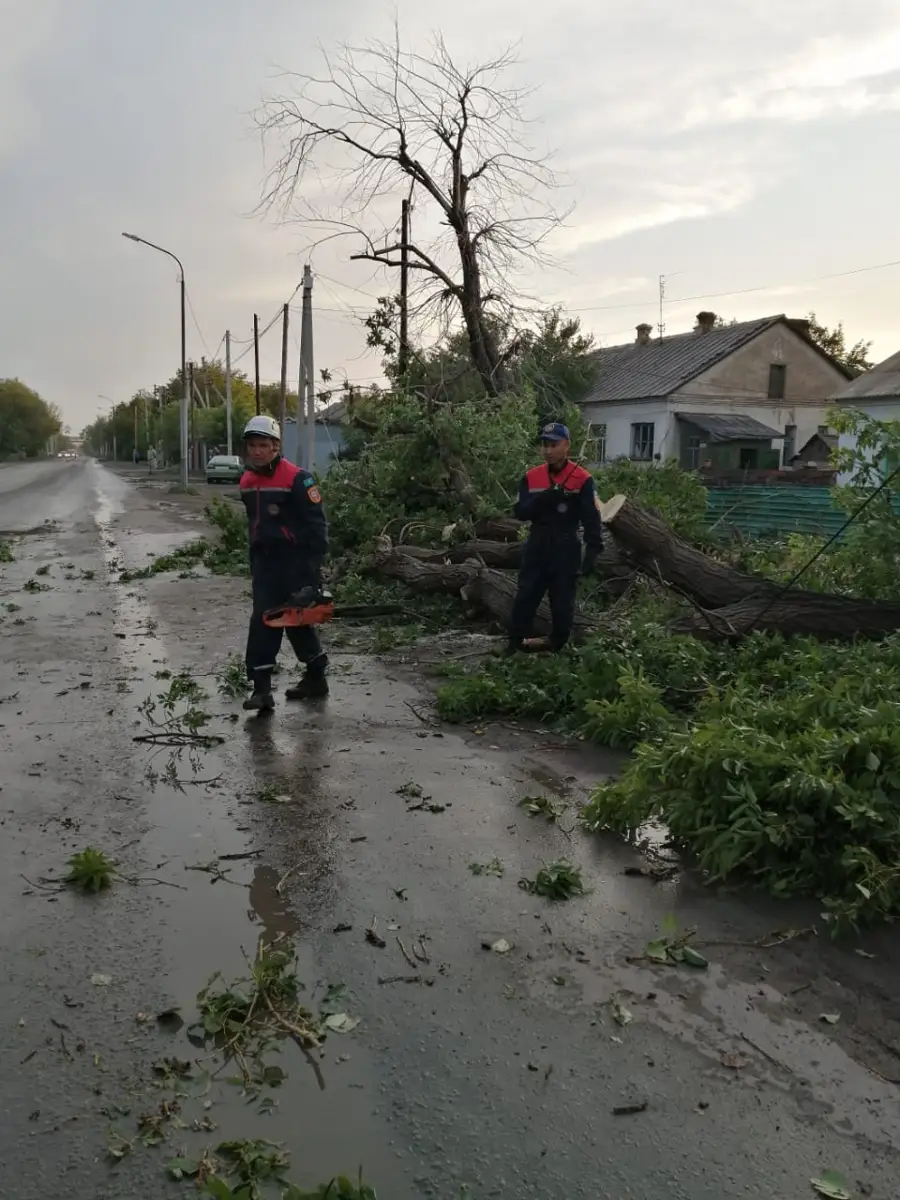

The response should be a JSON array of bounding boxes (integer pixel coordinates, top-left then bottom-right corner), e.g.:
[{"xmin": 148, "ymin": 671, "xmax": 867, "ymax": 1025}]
[
  {"xmin": 396, "ymin": 937, "xmax": 418, "ymax": 969},
  {"xmin": 58, "ymin": 1033, "xmax": 74, "ymax": 1062},
  {"xmin": 612, "ymin": 1102, "xmax": 647, "ymax": 1116},
  {"xmin": 275, "ymin": 863, "xmax": 303, "ymax": 896},
  {"xmin": 378, "ymin": 975, "xmax": 425, "ymax": 985},
  {"xmin": 404, "ymin": 700, "xmax": 438, "ymax": 727},
  {"xmin": 217, "ymin": 850, "xmax": 262, "ymax": 862},
  {"xmin": 21, "ymin": 875, "xmax": 64, "ymax": 894},
  {"xmin": 366, "ymin": 917, "xmax": 386, "ymax": 948},
  {"xmin": 740, "ymin": 1033, "xmax": 790, "ymax": 1073},
  {"xmin": 128, "ymin": 875, "xmax": 189, "ymax": 891},
  {"xmin": 413, "ymin": 939, "xmax": 430, "ymax": 964},
  {"xmin": 184, "ymin": 863, "xmax": 246, "ymax": 887},
  {"xmin": 133, "ymin": 732, "xmax": 225, "ymax": 747}
]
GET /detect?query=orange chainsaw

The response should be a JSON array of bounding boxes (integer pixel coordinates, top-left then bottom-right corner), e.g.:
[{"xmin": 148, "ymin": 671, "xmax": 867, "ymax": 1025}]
[{"xmin": 262, "ymin": 585, "xmax": 405, "ymax": 629}]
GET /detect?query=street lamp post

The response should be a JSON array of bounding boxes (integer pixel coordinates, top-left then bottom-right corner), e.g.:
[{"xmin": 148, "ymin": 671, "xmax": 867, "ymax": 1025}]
[{"xmin": 121, "ymin": 233, "xmax": 189, "ymax": 489}]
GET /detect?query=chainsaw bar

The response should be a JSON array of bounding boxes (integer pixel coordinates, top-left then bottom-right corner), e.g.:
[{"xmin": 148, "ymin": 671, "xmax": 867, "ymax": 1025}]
[{"xmin": 263, "ymin": 600, "xmax": 405, "ymax": 628}]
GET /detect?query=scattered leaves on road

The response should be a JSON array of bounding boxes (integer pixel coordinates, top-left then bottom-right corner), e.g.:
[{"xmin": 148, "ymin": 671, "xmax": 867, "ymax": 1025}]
[
  {"xmin": 519, "ymin": 794, "xmax": 564, "ymax": 822},
  {"xmin": 612, "ymin": 999, "xmax": 633, "ymax": 1027},
  {"xmin": 469, "ymin": 858, "xmax": 504, "ymax": 878},
  {"xmin": 642, "ymin": 916, "xmax": 709, "ymax": 970},
  {"xmin": 810, "ymin": 1169, "xmax": 853, "ymax": 1199},
  {"xmin": 519, "ymin": 860, "xmax": 585, "ymax": 901},
  {"xmin": 65, "ymin": 847, "xmax": 117, "ymax": 893},
  {"xmin": 216, "ymin": 653, "xmax": 247, "ymax": 699}
]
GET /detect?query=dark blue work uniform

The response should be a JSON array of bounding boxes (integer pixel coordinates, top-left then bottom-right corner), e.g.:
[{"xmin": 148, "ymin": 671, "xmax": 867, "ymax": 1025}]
[
  {"xmin": 508, "ymin": 460, "xmax": 604, "ymax": 649},
  {"xmin": 239, "ymin": 456, "xmax": 328, "ymax": 684}
]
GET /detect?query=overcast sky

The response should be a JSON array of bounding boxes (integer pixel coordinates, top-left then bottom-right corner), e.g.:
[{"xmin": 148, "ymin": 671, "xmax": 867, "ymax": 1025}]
[{"xmin": 3, "ymin": 0, "xmax": 900, "ymax": 432}]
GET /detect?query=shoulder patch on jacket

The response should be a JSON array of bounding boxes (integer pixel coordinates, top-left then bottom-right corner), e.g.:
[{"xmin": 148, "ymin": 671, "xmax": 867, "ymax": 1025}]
[{"xmin": 307, "ymin": 485, "xmax": 322, "ymax": 504}]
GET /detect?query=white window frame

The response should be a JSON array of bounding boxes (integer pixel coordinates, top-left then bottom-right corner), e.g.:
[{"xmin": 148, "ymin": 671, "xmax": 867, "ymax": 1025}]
[
  {"xmin": 585, "ymin": 422, "xmax": 607, "ymax": 464},
  {"xmin": 631, "ymin": 421, "xmax": 655, "ymax": 461}
]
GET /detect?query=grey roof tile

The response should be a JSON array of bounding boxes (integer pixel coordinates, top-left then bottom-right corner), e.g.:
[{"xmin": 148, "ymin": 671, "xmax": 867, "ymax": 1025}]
[
  {"xmin": 830, "ymin": 348, "xmax": 900, "ymax": 401},
  {"xmin": 581, "ymin": 316, "xmax": 782, "ymax": 403},
  {"xmin": 675, "ymin": 411, "xmax": 782, "ymax": 441}
]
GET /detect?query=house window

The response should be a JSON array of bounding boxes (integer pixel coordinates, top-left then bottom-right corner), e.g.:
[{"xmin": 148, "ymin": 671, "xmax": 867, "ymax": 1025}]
[
  {"xmin": 783, "ymin": 423, "xmax": 797, "ymax": 464},
  {"xmin": 768, "ymin": 363, "xmax": 787, "ymax": 400},
  {"xmin": 739, "ymin": 447, "xmax": 759, "ymax": 470},
  {"xmin": 586, "ymin": 422, "xmax": 607, "ymax": 464},
  {"xmin": 686, "ymin": 436, "xmax": 701, "ymax": 470},
  {"xmin": 631, "ymin": 422, "xmax": 655, "ymax": 461}
]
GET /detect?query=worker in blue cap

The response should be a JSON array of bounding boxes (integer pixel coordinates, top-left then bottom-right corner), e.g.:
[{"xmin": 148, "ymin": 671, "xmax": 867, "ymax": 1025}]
[{"xmin": 506, "ymin": 421, "xmax": 603, "ymax": 653}]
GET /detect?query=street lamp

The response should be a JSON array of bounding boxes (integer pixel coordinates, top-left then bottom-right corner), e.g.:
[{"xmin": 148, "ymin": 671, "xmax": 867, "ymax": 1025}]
[{"xmin": 121, "ymin": 232, "xmax": 189, "ymax": 489}]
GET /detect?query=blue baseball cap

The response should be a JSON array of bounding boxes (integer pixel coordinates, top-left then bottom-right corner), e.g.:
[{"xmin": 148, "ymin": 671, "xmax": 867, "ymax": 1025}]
[{"xmin": 540, "ymin": 422, "xmax": 570, "ymax": 443}]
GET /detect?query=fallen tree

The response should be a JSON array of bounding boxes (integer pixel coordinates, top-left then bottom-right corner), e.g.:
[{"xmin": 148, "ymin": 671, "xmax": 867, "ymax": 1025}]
[
  {"xmin": 599, "ymin": 493, "xmax": 900, "ymax": 641},
  {"xmin": 371, "ymin": 536, "xmax": 598, "ymax": 638},
  {"xmin": 371, "ymin": 491, "xmax": 900, "ymax": 644}
]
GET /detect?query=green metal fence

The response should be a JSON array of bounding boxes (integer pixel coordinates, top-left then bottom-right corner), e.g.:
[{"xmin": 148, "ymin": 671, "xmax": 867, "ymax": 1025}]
[{"xmin": 706, "ymin": 486, "xmax": 848, "ymax": 538}]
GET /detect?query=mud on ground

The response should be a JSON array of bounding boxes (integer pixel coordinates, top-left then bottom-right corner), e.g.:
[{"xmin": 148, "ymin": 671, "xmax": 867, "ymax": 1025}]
[{"xmin": 1, "ymin": 457, "xmax": 899, "ymax": 1200}]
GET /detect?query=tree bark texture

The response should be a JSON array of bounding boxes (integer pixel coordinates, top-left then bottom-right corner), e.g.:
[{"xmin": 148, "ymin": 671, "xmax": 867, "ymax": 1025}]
[
  {"xmin": 599, "ymin": 494, "xmax": 776, "ymax": 609},
  {"xmin": 602, "ymin": 493, "xmax": 900, "ymax": 641},
  {"xmin": 371, "ymin": 536, "xmax": 596, "ymax": 639}
]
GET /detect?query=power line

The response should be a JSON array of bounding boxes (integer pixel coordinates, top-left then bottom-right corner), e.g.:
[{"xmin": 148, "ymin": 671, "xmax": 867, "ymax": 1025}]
[
  {"xmin": 563, "ymin": 255, "xmax": 900, "ymax": 316},
  {"xmin": 184, "ymin": 285, "xmax": 212, "ymax": 358}
]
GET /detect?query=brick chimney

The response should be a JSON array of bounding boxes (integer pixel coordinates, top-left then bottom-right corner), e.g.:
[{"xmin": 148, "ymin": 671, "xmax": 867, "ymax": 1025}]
[
  {"xmin": 694, "ymin": 311, "xmax": 716, "ymax": 333},
  {"xmin": 635, "ymin": 323, "xmax": 653, "ymax": 346}
]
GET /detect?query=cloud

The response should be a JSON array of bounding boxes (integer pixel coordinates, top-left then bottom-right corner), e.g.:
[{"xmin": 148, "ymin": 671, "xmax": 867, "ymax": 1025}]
[{"xmin": 0, "ymin": 0, "xmax": 59, "ymax": 156}]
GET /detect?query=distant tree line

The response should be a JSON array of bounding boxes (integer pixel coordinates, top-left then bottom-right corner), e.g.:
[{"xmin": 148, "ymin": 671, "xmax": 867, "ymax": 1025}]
[{"xmin": 0, "ymin": 379, "xmax": 63, "ymax": 460}]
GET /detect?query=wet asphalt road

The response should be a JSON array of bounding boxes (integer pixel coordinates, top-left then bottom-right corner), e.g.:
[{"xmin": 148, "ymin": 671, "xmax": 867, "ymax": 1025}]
[{"xmin": 1, "ymin": 457, "xmax": 900, "ymax": 1198}]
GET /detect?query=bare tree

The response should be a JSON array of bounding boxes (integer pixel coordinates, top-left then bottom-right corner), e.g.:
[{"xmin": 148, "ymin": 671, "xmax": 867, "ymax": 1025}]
[{"xmin": 256, "ymin": 34, "xmax": 565, "ymax": 397}]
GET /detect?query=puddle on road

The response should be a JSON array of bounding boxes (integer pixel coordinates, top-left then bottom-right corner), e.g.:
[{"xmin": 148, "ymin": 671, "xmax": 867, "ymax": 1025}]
[{"xmin": 89, "ymin": 475, "xmax": 405, "ymax": 1194}]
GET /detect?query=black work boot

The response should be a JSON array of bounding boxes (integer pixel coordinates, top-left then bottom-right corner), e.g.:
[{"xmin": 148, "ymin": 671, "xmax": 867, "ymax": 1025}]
[
  {"xmin": 243, "ymin": 670, "xmax": 275, "ymax": 712},
  {"xmin": 285, "ymin": 655, "xmax": 329, "ymax": 701}
]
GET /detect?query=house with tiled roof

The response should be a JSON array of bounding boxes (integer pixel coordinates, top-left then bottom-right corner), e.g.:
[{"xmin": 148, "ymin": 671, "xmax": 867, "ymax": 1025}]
[
  {"xmin": 579, "ymin": 311, "xmax": 854, "ymax": 472},
  {"xmin": 829, "ymin": 348, "xmax": 900, "ymax": 484}
]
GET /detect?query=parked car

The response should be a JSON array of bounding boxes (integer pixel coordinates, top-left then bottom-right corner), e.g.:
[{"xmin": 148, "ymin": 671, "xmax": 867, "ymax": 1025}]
[{"xmin": 206, "ymin": 454, "xmax": 244, "ymax": 485}]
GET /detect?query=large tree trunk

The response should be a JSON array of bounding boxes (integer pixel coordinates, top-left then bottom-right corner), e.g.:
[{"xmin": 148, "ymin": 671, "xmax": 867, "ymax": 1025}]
[
  {"xmin": 600, "ymin": 494, "xmax": 776, "ymax": 609},
  {"xmin": 602, "ymin": 494, "xmax": 900, "ymax": 642},
  {"xmin": 387, "ymin": 540, "xmax": 523, "ymax": 567},
  {"xmin": 673, "ymin": 592, "xmax": 900, "ymax": 641},
  {"xmin": 372, "ymin": 536, "xmax": 596, "ymax": 639},
  {"xmin": 474, "ymin": 517, "xmax": 523, "ymax": 543}
]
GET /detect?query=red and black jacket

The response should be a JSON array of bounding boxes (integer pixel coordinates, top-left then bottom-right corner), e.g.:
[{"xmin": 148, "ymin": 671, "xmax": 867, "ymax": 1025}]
[
  {"xmin": 239, "ymin": 456, "xmax": 328, "ymax": 559},
  {"xmin": 513, "ymin": 461, "xmax": 604, "ymax": 550}
]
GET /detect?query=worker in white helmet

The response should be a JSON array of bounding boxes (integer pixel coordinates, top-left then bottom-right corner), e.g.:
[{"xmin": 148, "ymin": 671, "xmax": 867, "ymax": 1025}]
[{"xmin": 238, "ymin": 414, "xmax": 329, "ymax": 711}]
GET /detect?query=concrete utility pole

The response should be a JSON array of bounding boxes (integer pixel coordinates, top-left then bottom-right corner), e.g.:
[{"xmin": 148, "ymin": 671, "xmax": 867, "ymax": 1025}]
[
  {"xmin": 297, "ymin": 264, "xmax": 315, "ymax": 473},
  {"xmin": 279, "ymin": 303, "xmax": 289, "ymax": 442},
  {"xmin": 187, "ymin": 361, "xmax": 195, "ymax": 471},
  {"xmin": 225, "ymin": 330, "xmax": 234, "ymax": 457}
]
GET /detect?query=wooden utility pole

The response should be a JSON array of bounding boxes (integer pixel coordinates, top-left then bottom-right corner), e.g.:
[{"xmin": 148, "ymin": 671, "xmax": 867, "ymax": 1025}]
[
  {"xmin": 399, "ymin": 198, "xmax": 410, "ymax": 376},
  {"xmin": 297, "ymin": 265, "xmax": 315, "ymax": 473},
  {"xmin": 253, "ymin": 314, "xmax": 261, "ymax": 415},
  {"xmin": 279, "ymin": 302, "xmax": 289, "ymax": 441},
  {"xmin": 225, "ymin": 330, "xmax": 233, "ymax": 456}
]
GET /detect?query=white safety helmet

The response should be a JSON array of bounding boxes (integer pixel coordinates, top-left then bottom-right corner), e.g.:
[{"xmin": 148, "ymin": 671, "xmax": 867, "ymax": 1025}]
[{"xmin": 242, "ymin": 415, "xmax": 281, "ymax": 441}]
